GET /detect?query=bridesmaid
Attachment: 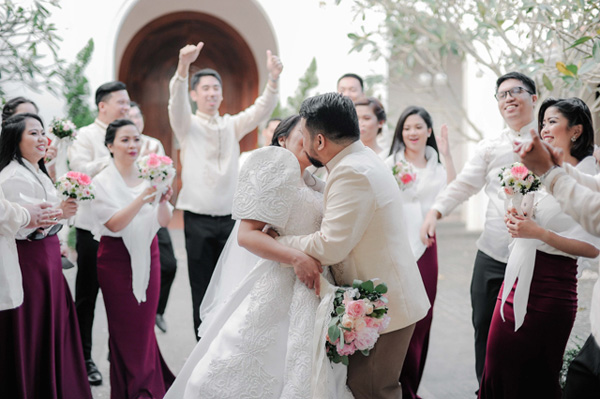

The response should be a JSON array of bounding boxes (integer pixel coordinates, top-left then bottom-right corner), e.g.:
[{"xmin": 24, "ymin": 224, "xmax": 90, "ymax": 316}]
[
  {"xmin": 385, "ymin": 106, "xmax": 455, "ymax": 399},
  {"xmin": 0, "ymin": 113, "xmax": 92, "ymax": 399},
  {"xmin": 354, "ymin": 96, "xmax": 387, "ymax": 156},
  {"xmin": 91, "ymin": 118, "xmax": 174, "ymax": 398},
  {"xmin": 479, "ymin": 97, "xmax": 600, "ymax": 398}
]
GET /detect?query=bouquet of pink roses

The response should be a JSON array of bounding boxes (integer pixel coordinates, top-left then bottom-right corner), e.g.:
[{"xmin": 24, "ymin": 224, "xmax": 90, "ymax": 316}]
[
  {"xmin": 49, "ymin": 117, "xmax": 77, "ymax": 141},
  {"xmin": 326, "ymin": 279, "xmax": 391, "ymax": 365},
  {"xmin": 55, "ymin": 171, "xmax": 95, "ymax": 201},
  {"xmin": 392, "ymin": 160, "xmax": 417, "ymax": 191},
  {"xmin": 136, "ymin": 153, "xmax": 176, "ymax": 202},
  {"xmin": 498, "ymin": 162, "xmax": 541, "ymax": 215}
]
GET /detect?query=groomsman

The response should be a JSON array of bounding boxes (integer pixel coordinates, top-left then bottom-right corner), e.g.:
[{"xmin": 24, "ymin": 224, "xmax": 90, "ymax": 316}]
[
  {"xmin": 337, "ymin": 73, "xmax": 365, "ymax": 102},
  {"xmin": 421, "ymin": 72, "xmax": 538, "ymax": 385},
  {"xmin": 168, "ymin": 41, "xmax": 282, "ymax": 339},
  {"xmin": 516, "ymin": 130, "xmax": 600, "ymax": 399},
  {"xmin": 68, "ymin": 81, "xmax": 131, "ymax": 385}
]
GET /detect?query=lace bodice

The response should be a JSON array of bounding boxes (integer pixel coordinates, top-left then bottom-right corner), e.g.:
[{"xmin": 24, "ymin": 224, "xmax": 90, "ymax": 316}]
[{"xmin": 233, "ymin": 146, "xmax": 323, "ymax": 236}]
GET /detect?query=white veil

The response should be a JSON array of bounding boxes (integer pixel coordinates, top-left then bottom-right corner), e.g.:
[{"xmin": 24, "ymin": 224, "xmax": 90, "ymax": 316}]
[{"xmin": 197, "ymin": 220, "xmax": 260, "ymax": 337}]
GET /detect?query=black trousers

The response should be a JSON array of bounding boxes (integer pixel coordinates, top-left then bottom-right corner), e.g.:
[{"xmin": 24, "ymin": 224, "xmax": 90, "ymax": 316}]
[
  {"xmin": 74, "ymin": 228, "xmax": 100, "ymax": 361},
  {"xmin": 563, "ymin": 334, "xmax": 600, "ymax": 398},
  {"xmin": 183, "ymin": 211, "xmax": 235, "ymax": 340},
  {"xmin": 156, "ymin": 227, "xmax": 177, "ymax": 316},
  {"xmin": 470, "ymin": 250, "xmax": 506, "ymax": 384}
]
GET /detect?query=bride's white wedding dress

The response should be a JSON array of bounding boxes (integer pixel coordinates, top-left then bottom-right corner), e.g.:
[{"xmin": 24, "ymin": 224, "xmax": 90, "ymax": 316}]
[{"xmin": 165, "ymin": 146, "xmax": 353, "ymax": 399}]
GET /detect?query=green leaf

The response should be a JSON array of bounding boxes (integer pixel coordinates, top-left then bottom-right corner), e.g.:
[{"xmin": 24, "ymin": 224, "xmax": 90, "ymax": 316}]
[
  {"xmin": 375, "ymin": 283, "xmax": 388, "ymax": 294},
  {"xmin": 567, "ymin": 36, "xmax": 592, "ymax": 49},
  {"xmin": 566, "ymin": 64, "xmax": 578, "ymax": 76},
  {"xmin": 542, "ymin": 73, "xmax": 553, "ymax": 91},
  {"xmin": 556, "ymin": 62, "xmax": 575, "ymax": 77},
  {"xmin": 328, "ymin": 324, "xmax": 340, "ymax": 342},
  {"xmin": 336, "ymin": 306, "xmax": 345, "ymax": 315},
  {"xmin": 534, "ymin": 58, "xmax": 544, "ymax": 64},
  {"xmin": 361, "ymin": 280, "xmax": 374, "ymax": 293},
  {"xmin": 341, "ymin": 356, "xmax": 349, "ymax": 366},
  {"xmin": 352, "ymin": 279, "xmax": 362, "ymax": 288},
  {"xmin": 578, "ymin": 60, "xmax": 596, "ymax": 75},
  {"xmin": 361, "ymin": 349, "xmax": 370, "ymax": 356},
  {"xmin": 593, "ymin": 41, "xmax": 600, "ymax": 63}
]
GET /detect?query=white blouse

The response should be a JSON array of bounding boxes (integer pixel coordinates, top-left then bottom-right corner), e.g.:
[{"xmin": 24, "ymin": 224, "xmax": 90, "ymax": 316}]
[
  {"xmin": 384, "ymin": 146, "xmax": 447, "ymax": 259},
  {"xmin": 0, "ymin": 159, "xmax": 61, "ymax": 310},
  {"xmin": 91, "ymin": 161, "xmax": 173, "ymax": 303}
]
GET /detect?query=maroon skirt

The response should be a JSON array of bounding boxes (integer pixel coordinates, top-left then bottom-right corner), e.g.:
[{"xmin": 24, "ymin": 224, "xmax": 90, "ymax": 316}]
[
  {"xmin": 479, "ymin": 250, "xmax": 578, "ymax": 399},
  {"xmin": 401, "ymin": 242, "xmax": 439, "ymax": 399},
  {"xmin": 97, "ymin": 235, "xmax": 174, "ymax": 399},
  {"xmin": 0, "ymin": 235, "xmax": 92, "ymax": 399}
]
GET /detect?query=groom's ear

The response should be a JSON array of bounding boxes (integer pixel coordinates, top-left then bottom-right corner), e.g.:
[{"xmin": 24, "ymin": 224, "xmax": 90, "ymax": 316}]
[{"xmin": 317, "ymin": 134, "xmax": 325, "ymax": 151}]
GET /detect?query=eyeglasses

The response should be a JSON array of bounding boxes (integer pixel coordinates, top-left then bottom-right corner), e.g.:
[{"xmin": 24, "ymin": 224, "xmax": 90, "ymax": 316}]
[
  {"xmin": 494, "ymin": 86, "xmax": 533, "ymax": 101},
  {"xmin": 27, "ymin": 223, "xmax": 63, "ymax": 241}
]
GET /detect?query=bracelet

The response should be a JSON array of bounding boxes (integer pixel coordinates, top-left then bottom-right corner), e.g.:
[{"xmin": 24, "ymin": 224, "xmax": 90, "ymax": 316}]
[
  {"xmin": 268, "ymin": 74, "xmax": 279, "ymax": 83},
  {"xmin": 539, "ymin": 164, "xmax": 559, "ymax": 181}
]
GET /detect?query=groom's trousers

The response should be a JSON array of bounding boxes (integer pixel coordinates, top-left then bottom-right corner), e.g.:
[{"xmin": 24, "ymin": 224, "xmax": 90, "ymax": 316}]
[{"xmin": 347, "ymin": 323, "xmax": 416, "ymax": 398}]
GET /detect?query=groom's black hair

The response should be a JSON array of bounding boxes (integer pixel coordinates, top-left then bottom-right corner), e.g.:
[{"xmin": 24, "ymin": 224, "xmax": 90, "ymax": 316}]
[{"xmin": 299, "ymin": 92, "xmax": 360, "ymax": 144}]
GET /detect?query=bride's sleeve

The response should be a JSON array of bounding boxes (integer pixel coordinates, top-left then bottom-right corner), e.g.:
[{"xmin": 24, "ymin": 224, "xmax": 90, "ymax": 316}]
[{"xmin": 232, "ymin": 146, "xmax": 300, "ymax": 230}]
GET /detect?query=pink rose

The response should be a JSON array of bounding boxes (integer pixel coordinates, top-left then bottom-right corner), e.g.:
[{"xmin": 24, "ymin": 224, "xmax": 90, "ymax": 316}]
[
  {"xmin": 77, "ymin": 173, "xmax": 91, "ymax": 186},
  {"xmin": 400, "ymin": 173, "xmax": 415, "ymax": 185},
  {"xmin": 353, "ymin": 317, "xmax": 367, "ymax": 332},
  {"xmin": 510, "ymin": 165, "xmax": 529, "ymax": 180},
  {"xmin": 66, "ymin": 171, "xmax": 81, "ymax": 180},
  {"xmin": 336, "ymin": 340, "xmax": 356, "ymax": 356},
  {"xmin": 159, "ymin": 155, "xmax": 173, "ymax": 165},
  {"xmin": 378, "ymin": 315, "xmax": 391, "ymax": 333},
  {"xmin": 147, "ymin": 156, "xmax": 161, "ymax": 168},
  {"xmin": 365, "ymin": 316, "xmax": 380, "ymax": 329},
  {"xmin": 346, "ymin": 300, "xmax": 367, "ymax": 319},
  {"xmin": 353, "ymin": 327, "xmax": 379, "ymax": 351},
  {"xmin": 341, "ymin": 314, "xmax": 355, "ymax": 329},
  {"xmin": 343, "ymin": 330, "xmax": 357, "ymax": 343}
]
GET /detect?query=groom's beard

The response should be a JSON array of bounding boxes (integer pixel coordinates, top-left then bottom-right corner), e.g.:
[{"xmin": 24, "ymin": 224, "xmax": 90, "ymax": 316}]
[{"xmin": 306, "ymin": 152, "xmax": 324, "ymax": 168}]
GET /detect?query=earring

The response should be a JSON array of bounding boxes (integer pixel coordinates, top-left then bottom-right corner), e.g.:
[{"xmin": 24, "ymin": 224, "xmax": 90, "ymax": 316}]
[{"xmin": 571, "ymin": 136, "xmax": 577, "ymax": 142}]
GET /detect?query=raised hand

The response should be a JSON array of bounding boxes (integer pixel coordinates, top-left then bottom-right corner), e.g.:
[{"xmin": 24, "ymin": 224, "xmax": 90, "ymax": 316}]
[
  {"xmin": 177, "ymin": 41, "xmax": 204, "ymax": 77},
  {"xmin": 420, "ymin": 209, "xmax": 440, "ymax": 247},
  {"xmin": 437, "ymin": 124, "xmax": 450, "ymax": 157},
  {"xmin": 515, "ymin": 129, "xmax": 555, "ymax": 176},
  {"xmin": 266, "ymin": 50, "xmax": 283, "ymax": 81}
]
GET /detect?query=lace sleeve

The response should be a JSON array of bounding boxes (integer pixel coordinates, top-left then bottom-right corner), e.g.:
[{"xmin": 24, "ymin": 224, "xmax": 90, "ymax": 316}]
[{"xmin": 233, "ymin": 146, "xmax": 300, "ymax": 229}]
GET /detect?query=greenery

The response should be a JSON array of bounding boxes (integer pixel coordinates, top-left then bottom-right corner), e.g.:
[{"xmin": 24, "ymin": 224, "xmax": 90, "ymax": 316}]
[
  {"xmin": 272, "ymin": 57, "xmax": 319, "ymax": 118},
  {"xmin": 59, "ymin": 39, "xmax": 96, "ymax": 128},
  {"xmin": 0, "ymin": 0, "xmax": 63, "ymax": 100},
  {"xmin": 560, "ymin": 340, "xmax": 583, "ymax": 388},
  {"xmin": 335, "ymin": 0, "xmax": 600, "ymax": 141}
]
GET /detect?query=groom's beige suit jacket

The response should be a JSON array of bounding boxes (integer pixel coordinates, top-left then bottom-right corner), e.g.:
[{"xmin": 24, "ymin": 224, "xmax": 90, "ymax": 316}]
[{"xmin": 279, "ymin": 141, "xmax": 430, "ymax": 333}]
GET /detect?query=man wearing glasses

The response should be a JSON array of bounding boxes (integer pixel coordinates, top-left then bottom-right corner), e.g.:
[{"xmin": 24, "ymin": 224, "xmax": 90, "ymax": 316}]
[{"xmin": 421, "ymin": 72, "xmax": 538, "ymax": 387}]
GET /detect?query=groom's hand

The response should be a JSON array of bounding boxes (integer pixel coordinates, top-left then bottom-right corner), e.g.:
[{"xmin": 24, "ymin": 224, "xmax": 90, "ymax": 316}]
[{"xmin": 291, "ymin": 250, "xmax": 323, "ymax": 296}]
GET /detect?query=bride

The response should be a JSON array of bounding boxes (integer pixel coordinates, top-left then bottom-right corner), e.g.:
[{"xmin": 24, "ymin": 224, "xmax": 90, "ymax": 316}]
[{"xmin": 165, "ymin": 115, "xmax": 353, "ymax": 399}]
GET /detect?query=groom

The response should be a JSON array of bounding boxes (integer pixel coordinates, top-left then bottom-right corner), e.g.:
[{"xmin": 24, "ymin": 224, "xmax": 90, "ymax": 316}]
[{"xmin": 277, "ymin": 93, "xmax": 430, "ymax": 398}]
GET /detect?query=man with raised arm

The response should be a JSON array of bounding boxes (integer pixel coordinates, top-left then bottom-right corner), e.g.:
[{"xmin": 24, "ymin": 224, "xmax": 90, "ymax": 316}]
[{"xmin": 168, "ymin": 41, "xmax": 282, "ymax": 339}]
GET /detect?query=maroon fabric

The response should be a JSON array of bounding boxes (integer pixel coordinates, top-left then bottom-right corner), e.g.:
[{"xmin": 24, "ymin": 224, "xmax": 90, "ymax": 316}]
[
  {"xmin": 400, "ymin": 242, "xmax": 438, "ymax": 399},
  {"xmin": 0, "ymin": 235, "xmax": 92, "ymax": 399},
  {"xmin": 97, "ymin": 235, "xmax": 174, "ymax": 399},
  {"xmin": 479, "ymin": 250, "xmax": 578, "ymax": 399}
]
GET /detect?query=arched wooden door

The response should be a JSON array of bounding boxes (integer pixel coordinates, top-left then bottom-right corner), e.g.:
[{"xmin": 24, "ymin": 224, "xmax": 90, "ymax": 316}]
[{"xmin": 118, "ymin": 11, "xmax": 260, "ymax": 197}]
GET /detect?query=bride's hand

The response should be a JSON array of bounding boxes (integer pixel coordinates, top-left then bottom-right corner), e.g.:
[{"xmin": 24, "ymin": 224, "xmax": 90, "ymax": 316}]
[
  {"xmin": 291, "ymin": 250, "xmax": 323, "ymax": 296},
  {"xmin": 505, "ymin": 212, "xmax": 543, "ymax": 239}
]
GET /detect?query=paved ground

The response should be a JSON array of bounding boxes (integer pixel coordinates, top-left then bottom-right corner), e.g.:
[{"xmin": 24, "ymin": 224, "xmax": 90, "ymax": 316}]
[{"xmin": 63, "ymin": 219, "xmax": 597, "ymax": 398}]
